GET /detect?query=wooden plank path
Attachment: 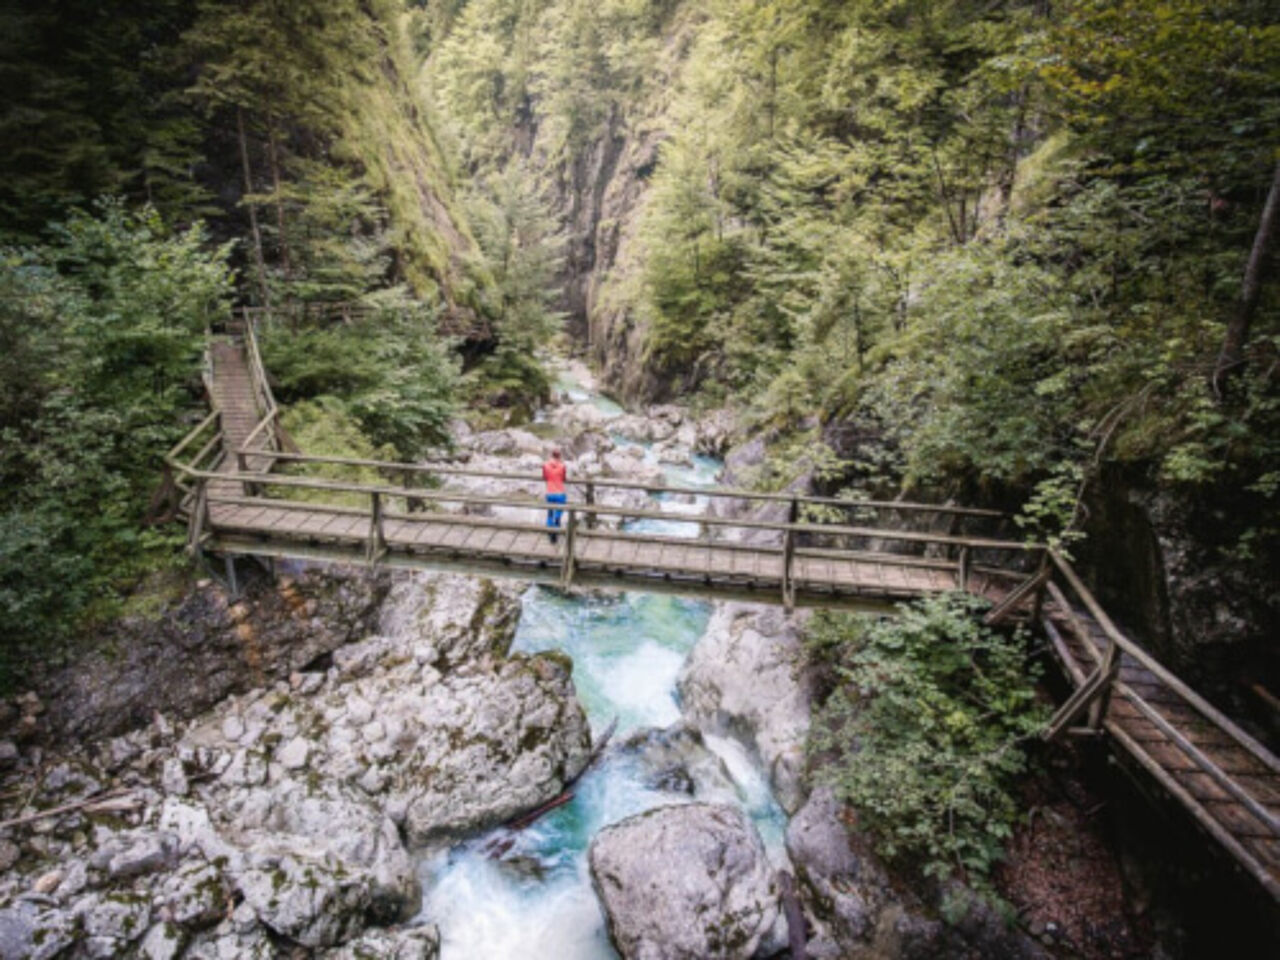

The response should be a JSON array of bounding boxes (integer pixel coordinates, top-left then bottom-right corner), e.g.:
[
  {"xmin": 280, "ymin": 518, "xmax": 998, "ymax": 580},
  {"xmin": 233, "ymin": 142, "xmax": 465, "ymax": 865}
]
[{"xmin": 159, "ymin": 312, "xmax": 1280, "ymax": 906}]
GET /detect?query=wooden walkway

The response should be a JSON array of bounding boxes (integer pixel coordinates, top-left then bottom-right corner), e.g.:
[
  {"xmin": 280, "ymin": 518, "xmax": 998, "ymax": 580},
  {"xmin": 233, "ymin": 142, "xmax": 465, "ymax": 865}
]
[{"xmin": 155, "ymin": 314, "xmax": 1280, "ymax": 906}]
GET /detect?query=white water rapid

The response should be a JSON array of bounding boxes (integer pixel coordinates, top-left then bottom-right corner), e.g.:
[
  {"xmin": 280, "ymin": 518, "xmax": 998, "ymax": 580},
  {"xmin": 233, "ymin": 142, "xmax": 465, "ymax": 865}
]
[{"xmin": 414, "ymin": 365, "xmax": 788, "ymax": 959}]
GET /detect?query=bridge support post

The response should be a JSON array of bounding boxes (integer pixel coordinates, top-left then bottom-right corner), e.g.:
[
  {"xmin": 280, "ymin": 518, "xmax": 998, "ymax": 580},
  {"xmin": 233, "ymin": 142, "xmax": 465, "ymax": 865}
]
[
  {"xmin": 186, "ymin": 479, "xmax": 210, "ymax": 558},
  {"xmin": 366, "ymin": 492, "xmax": 387, "ymax": 565},
  {"xmin": 781, "ymin": 528, "xmax": 795, "ymax": 610},
  {"xmin": 560, "ymin": 509, "xmax": 578, "ymax": 588},
  {"xmin": 1030, "ymin": 550, "xmax": 1050, "ymax": 624},
  {"xmin": 224, "ymin": 556, "xmax": 240, "ymax": 599},
  {"xmin": 585, "ymin": 483, "xmax": 596, "ymax": 529}
]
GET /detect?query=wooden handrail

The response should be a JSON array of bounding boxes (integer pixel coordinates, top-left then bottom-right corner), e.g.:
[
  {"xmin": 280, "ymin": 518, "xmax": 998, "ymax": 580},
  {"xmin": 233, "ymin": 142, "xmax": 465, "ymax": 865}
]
[
  {"xmin": 229, "ymin": 447, "xmax": 1008, "ymax": 520},
  {"xmin": 1048, "ymin": 550, "xmax": 1280, "ymax": 778},
  {"xmin": 164, "ymin": 410, "xmax": 221, "ymax": 466},
  {"xmin": 174, "ymin": 464, "xmax": 1037, "ymax": 551}
]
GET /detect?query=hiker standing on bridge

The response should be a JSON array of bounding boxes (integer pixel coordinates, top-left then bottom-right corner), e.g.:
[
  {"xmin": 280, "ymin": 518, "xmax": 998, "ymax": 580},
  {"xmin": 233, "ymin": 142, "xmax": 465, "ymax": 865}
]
[{"xmin": 542, "ymin": 447, "xmax": 567, "ymax": 544}]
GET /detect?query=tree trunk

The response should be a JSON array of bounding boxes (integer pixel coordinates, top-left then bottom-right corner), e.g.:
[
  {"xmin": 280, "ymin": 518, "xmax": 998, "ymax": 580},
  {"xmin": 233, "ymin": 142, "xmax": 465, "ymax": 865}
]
[
  {"xmin": 266, "ymin": 109, "xmax": 291, "ymax": 279},
  {"xmin": 1214, "ymin": 157, "xmax": 1280, "ymax": 395},
  {"xmin": 237, "ymin": 106, "xmax": 270, "ymax": 307}
]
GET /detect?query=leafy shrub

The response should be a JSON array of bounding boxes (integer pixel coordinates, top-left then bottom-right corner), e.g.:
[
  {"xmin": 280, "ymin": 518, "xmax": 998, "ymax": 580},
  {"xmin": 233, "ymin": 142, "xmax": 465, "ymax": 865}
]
[
  {"xmin": 807, "ymin": 593, "xmax": 1048, "ymax": 886},
  {"xmin": 0, "ymin": 201, "xmax": 232, "ymax": 684},
  {"xmin": 260, "ymin": 308, "xmax": 459, "ymax": 458}
]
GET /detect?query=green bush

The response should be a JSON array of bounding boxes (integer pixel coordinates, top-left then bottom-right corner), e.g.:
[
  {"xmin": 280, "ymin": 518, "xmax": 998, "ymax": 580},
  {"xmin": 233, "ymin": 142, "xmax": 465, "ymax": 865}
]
[
  {"xmin": 0, "ymin": 201, "xmax": 232, "ymax": 685},
  {"xmin": 807, "ymin": 593, "xmax": 1048, "ymax": 886},
  {"xmin": 260, "ymin": 308, "xmax": 459, "ymax": 458}
]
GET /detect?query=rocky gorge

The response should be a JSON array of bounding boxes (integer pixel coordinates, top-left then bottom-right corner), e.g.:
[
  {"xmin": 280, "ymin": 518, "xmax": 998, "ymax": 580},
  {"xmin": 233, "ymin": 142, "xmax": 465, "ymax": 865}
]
[{"xmin": 1, "ymin": 364, "xmax": 1148, "ymax": 960}]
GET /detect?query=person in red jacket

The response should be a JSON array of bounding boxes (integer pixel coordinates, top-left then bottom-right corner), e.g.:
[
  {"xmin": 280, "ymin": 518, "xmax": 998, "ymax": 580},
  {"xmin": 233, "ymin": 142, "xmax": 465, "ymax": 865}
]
[{"xmin": 542, "ymin": 447, "xmax": 567, "ymax": 544}]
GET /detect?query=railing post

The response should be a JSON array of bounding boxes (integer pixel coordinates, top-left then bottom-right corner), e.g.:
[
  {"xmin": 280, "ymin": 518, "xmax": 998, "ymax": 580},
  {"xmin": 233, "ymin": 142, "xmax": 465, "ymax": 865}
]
[
  {"xmin": 585, "ymin": 482, "xmax": 596, "ymax": 529},
  {"xmin": 1030, "ymin": 549, "xmax": 1050, "ymax": 623},
  {"xmin": 186, "ymin": 478, "xmax": 209, "ymax": 558},
  {"xmin": 367, "ymin": 491, "xmax": 386, "ymax": 564},
  {"xmin": 957, "ymin": 546, "xmax": 971, "ymax": 591},
  {"xmin": 782, "ymin": 527, "xmax": 795, "ymax": 610},
  {"xmin": 1088, "ymin": 635, "xmax": 1119, "ymax": 729},
  {"xmin": 561, "ymin": 509, "xmax": 578, "ymax": 587},
  {"xmin": 237, "ymin": 449, "xmax": 258, "ymax": 497}
]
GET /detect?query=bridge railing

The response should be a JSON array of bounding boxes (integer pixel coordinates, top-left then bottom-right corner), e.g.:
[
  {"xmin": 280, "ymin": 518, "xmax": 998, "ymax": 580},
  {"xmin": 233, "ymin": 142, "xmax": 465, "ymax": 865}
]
[
  {"xmin": 1031, "ymin": 549, "xmax": 1280, "ymax": 879},
  {"xmin": 163, "ymin": 419, "xmax": 1280, "ymax": 895}
]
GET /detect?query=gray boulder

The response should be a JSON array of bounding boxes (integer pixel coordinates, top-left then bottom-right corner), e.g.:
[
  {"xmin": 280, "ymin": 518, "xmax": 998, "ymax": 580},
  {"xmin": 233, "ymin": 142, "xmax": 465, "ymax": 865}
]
[
  {"xmin": 0, "ymin": 901, "xmax": 76, "ymax": 960},
  {"xmin": 321, "ymin": 925, "xmax": 441, "ymax": 959},
  {"xmin": 235, "ymin": 844, "xmax": 370, "ymax": 948},
  {"xmin": 399, "ymin": 654, "xmax": 592, "ymax": 845},
  {"xmin": 589, "ymin": 803, "xmax": 782, "ymax": 960},
  {"xmin": 380, "ymin": 574, "xmax": 522, "ymax": 668},
  {"xmin": 785, "ymin": 786, "xmax": 882, "ymax": 956},
  {"xmin": 678, "ymin": 603, "xmax": 811, "ymax": 813}
]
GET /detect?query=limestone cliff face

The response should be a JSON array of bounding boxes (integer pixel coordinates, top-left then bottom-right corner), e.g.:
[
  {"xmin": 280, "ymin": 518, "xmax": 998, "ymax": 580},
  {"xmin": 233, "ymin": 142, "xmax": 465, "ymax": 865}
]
[
  {"xmin": 549, "ymin": 112, "xmax": 667, "ymax": 403},
  {"xmin": 531, "ymin": 25, "xmax": 695, "ymax": 405}
]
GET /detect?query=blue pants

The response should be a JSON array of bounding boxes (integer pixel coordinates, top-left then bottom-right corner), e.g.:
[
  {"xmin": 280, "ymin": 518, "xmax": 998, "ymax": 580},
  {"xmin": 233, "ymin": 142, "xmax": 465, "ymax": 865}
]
[{"xmin": 546, "ymin": 493, "xmax": 567, "ymax": 529}]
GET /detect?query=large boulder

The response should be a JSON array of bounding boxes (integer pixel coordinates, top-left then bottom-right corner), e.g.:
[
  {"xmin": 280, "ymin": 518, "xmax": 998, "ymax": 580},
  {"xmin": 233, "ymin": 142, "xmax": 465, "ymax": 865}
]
[
  {"xmin": 677, "ymin": 603, "xmax": 811, "ymax": 813},
  {"xmin": 785, "ymin": 786, "xmax": 884, "ymax": 956},
  {"xmin": 589, "ymin": 803, "xmax": 783, "ymax": 960},
  {"xmin": 380, "ymin": 574, "xmax": 522, "ymax": 668},
  {"xmin": 786, "ymin": 788, "xmax": 1051, "ymax": 960},
  {"xmin": 39, "ymin": 568, "xmax": 390, "ymax": 741},
  {"xmin": 398, "ymin": 654, "xmax": 592, "ymax": 845}
]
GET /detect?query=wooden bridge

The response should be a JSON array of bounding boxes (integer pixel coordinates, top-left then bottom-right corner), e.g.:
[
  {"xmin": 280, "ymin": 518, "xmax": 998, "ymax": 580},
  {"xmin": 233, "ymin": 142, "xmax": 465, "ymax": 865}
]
[{"xmin": 152, "ymin": 312, "xmax": 1280, "ymax": 905}]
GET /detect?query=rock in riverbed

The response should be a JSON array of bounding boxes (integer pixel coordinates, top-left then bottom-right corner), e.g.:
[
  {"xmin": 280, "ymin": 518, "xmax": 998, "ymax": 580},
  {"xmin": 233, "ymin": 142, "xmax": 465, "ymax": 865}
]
[
  {"xmin": 589, "ymin": 803, "xmax": 784, "ymax": 960},
  {"xmin": 0, "ymin": 570, "xmax": 591, "ymax": 959},
  {"xmin": 678, "ymin": 603, "xmax": 812, "ymax": 813}
]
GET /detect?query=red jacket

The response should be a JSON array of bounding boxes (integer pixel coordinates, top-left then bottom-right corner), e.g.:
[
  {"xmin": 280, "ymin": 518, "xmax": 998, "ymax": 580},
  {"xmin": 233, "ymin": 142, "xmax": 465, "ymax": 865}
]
[{"xmin": 542, "ymin": 460, "xmax": 566, "ymax": 494}]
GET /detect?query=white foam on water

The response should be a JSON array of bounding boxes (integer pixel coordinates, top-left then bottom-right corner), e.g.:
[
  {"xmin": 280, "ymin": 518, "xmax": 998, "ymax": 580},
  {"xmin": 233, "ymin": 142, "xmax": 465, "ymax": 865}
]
[
  {"xmin": 702, "ymin": 732, "xmax": 792, "ymax": 868},
  {"xmin": 420, "ymin": 849, "xmax": 614, "ymax": 960},
  {"xmin": 590, "ymin": 640, "xmax": 685, "ymax": 728}
]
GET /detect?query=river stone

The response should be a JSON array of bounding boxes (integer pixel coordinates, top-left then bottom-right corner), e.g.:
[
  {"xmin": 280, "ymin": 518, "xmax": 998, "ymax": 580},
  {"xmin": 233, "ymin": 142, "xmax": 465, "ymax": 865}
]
[
  {"xmin": 157, "ymin": 860, "xmax": 226, "ymax": 929},
  {"xmin": 678, "ymin": 603, "xmax": 811, "ymax": 813},
  {"xmin": 139, "ymin": 921, "xmax": 186, "ymax": 960},
  {"xmin": 619, "ymin": 724, "xmax": 737, "ymax": 800},
  {"xmin": 235, "ymin": 844, "xmax": 371, "ymax": 948},
  {"xmin": 277, "ymin": 736, "xmax": 309, "ymax": 769},
  {"xmin": 72, "ymin": 890, "xmax": 151, "ymax": 948},
  {"xmin": 381, "ymin": 574, "xmax": 522, "ymax": 667},
  {"xmin": 589, "ymin": 803, "xmax": 782, "ymax": 960},
  {"xmin": 219, "ymin": 781, "xmax": 420, "ymax": 925},
  {"xmin": 320, "ymin": 924, "xmax": 441, "ymax": 959},
  {"xmin": 399, "ymin": 654, "xmax": 592, "ymax": 845},
  {"xmin": 0, "ymin": 901, "xmax": 76, "ymax": 960}
]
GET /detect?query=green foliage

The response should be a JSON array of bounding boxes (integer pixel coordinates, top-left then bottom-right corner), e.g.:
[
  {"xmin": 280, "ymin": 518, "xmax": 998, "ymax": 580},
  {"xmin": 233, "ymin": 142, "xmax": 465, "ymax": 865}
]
[
  {"xmin": 259, "ymin": 306, "xmax": 459, "ymax": 458},
  {"xmin": 276, "ymin": 398, "xmax": 399, "ymax": 507},
  {"xmin": 464, "ymin": 160, "xmax": 565, "ymax": 420},
  {"xmin": 185, "ymin": 0, "xmax": 489, "ymax": 307},
  {"xmin": 0, "ymin": 202, "xmax": 233, "ymax": 683},
  {"xmin": 0, "ymin": 0, "xmax": 213, "ymax": 240},
  {"xmin": 807, "ymin": 593, "xmax": 1048, "ymax": 886}
]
